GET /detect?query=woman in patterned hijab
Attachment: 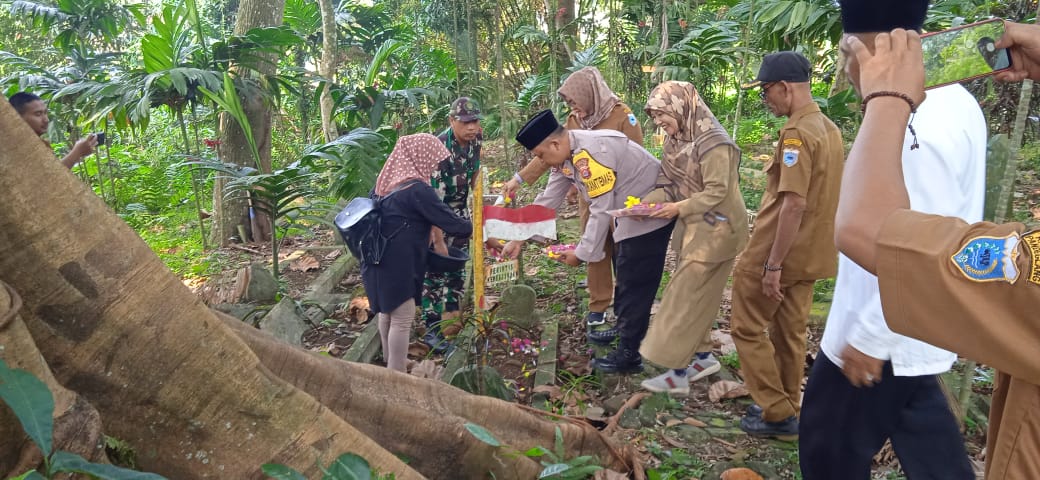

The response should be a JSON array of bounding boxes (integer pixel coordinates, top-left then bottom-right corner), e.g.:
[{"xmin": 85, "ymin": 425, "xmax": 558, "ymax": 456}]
[
  {"xmin": 364, "ymin": 133, "xmax": 470, "ymax": 372},
  {"xmin": 638, "ymin": 80, "xmax": 751, "ymax": 394},
  {"xmin": 374, "ymin": 133, "xmax": 450, "ymax": 196},
  {"xmin": 557, "ymin": 66, "xmax": 622, "ymax": 130}
]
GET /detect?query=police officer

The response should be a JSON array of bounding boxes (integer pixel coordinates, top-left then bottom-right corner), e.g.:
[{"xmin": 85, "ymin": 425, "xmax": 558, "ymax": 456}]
[
  {"xmin": 837, "ymin": 23, "xmax": 1040, "ymax": 479},
  {"xmin": 504, "ymin": 110, "xmax": 673, "ymax": 373},
  {"xmin": 730, "ymin": 51, "xmax": 845, "ymax": 437},
  {"xmin": 502, "ymin": 67, "xmax": 643, "ymax": 329}
]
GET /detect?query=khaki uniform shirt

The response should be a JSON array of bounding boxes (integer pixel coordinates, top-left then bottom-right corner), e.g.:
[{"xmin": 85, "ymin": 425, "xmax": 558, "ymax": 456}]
[
  {"xmin": 736, "ymin": 103, "xmax": 844, "ymax": 280},
  {"xmin": 876, "ymin": 210, "xmax": 1040, "ymax": 479},
  {"xmin": 532, "ymin": 130, "xmax": 670, "ymax": 263},
  {"xmin": 518, "ymin": 103, "xmax": 643, "ymax": 184},
  {"xmin": 645, "ymin": 145, "xmax": 749, "ymax": 263}
]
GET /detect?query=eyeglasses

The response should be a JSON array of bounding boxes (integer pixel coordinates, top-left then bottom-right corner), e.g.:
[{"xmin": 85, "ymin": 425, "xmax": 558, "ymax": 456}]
[{"xmin": 759, "ymin": 82, "xmax": 778, "ymax": 100}]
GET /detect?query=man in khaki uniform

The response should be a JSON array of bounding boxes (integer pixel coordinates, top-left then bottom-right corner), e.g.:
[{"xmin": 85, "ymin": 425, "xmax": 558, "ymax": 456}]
[
  {"xmin": 504, "ymin": 109, "xmax": 673, "ymax": 374},
  {"xmin": 730, "ymin": 52, "xmax": 844, "ymax": 436},
  {"xmin": 502, "ymin": 67, "xmax": 643, "ymax": 331},
  {"xmin": 835, "ymin": 23, "xmax": 1040, "ymax": 479}
]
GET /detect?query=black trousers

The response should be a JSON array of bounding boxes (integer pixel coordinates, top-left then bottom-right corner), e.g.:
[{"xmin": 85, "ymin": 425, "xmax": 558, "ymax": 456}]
[
  {"xmin": 799, "ymin": 353, "xmax": 973, "ymax": 480},
  {"xmin": 612, "ymin": 220, "xmax": 674, "ymax": 351}
]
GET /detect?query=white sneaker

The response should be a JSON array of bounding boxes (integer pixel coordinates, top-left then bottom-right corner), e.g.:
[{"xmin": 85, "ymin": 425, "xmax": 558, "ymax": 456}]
[
  {"xmin": 688, "ymin": 354, "xmax": 721, "ymax": 382},
  {"xmin": 640, "ymin": 371, "xmax": 690, "ymax": 396}
]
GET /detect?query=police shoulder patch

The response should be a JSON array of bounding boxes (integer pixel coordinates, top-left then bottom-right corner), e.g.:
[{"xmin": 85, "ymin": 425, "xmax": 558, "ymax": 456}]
[
  {"xmin": 782, "ymin": 148, "xmax": 799, "ymax": 167},
  {"xmin": 950, "ymin": 233, "xmax": 1021, "ymax": 283},
  {"xmin": 628, "ymin": 113, "xmax": 638, "ymax": 126},
  {"xmin": 1021, "ymin": 229, "xmax": 1040, "ymax": 286}
]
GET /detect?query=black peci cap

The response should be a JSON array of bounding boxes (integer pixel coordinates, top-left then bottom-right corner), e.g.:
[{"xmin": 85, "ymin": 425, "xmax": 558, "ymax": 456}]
[
  {"xmin": 743, "ymin": 51, "xmax": 812, "ymax": 89},
  {"xmin": 839, "ymin": 0, "xmax": 929, "ymax": 33},
  {"xmin": 515, "ymin": 109, "xmax": 561, "ymax": 150}
]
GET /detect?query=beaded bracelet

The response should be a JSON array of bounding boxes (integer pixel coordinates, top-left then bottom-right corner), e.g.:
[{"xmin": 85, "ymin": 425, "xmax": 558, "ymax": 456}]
[
  {"xmin": 763, "ymin": 263, "xmax": 783, "ymax": 272},
  {"xmin": 860, "ymin": 91, "xmax": 919, "ymax": 150}
]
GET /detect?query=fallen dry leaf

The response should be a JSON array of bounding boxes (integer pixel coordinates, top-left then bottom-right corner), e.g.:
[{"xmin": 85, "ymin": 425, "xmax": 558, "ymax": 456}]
[
  {"xmin": 720, "ymin": 467, "xmax": 763, "ymax": 480},
  {"xmin": 289, "ymin": 254, "xmax": 320, "ymax": 272},
  {"xmin": 711, "ymin": 330, "xmax": 737, "ymax": 355},
  {"xmin": 532, "ymin": 384, "xmax": 563, "ymax": 399},
  {"xmin": 407, "ymin": 341, "xmax": 430, "ymax": 358},
  {"xmin": 324, "ymin": 249, "xmax": 342, "ymax": 260},
  {"xmin": 409, "ymin": 359, "xmax": 443, "ymax": 380},
  {"xmin": 708, "ymin": 380, "xmax": 749, "ymax": 402},
  {"xmin": 282, "ymin": 249, "xmax": 306, "ymax": 262},
  {"xmin": 661, "ymin": 435, "xmax": 687, "ymax": 448},
  {"xmin": 665, "ymin": 418, "xmax": 683, "ymax": 427},
  {"xmin": 348, "ymin": 297, "xmax": 372, "ymax": 324},
  {"xmin": 683, "ymin": 417, "xmax": 708, "ymax": 428}
]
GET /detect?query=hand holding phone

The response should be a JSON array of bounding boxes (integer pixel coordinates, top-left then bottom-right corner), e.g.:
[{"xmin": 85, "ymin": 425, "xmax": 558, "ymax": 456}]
[{"xmin": 921, "ymin": 19, "xmax": 1013, "ymax": 89}]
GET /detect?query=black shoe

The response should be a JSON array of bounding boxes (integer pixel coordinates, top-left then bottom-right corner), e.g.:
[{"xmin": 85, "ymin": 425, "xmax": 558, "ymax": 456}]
[
  {"xmin": 587, "ymin": 326, "xmax": 618, "ymax": 345},
  {"xmin": 746, "ymin": 404, "xmax": 763, "ymax": 417},
  {"xmin": 739, "ymin": 414, "xmax": 798, "ymax": 438},
  {"xmin": 592, "ymin": 347, "xmax": 643, "ymax": 374},
  {"xmin": 585, "ymin": 311, "xmax": 606, "ymax": 326},
  {"xmin": 423, "ymin": 330, "xmax": 452, "ymax": 355}
]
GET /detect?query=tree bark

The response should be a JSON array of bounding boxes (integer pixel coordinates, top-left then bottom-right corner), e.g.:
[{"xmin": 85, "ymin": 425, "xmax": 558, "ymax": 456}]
[
  {"xmin": 317, "ymin": 0, "xmax": 338, "ymax": 142},
  {"xmin": 0, "ymin": 98, "xmax": 634, "ymax": 479},
  {"xmin": 212, "ymin": 0, "xmax": 285, "ymax": 246}
]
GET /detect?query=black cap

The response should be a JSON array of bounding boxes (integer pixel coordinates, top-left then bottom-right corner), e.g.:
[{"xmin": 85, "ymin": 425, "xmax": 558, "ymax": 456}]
[
  {"xmin": 839, "ymin": 0, "xmax": 929, "ymax": 33},
  {"xmin": 742, "ymin": 51, "xmax": 812, "ymax": 89},
  {"xmin": 515, "ymin": 109, "xmax": 560, "ymax": 150}
]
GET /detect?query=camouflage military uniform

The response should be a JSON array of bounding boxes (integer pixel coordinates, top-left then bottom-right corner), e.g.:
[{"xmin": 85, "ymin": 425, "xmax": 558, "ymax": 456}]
[{"xmin": 421, "ymin": 127, "xmax": 481, "ymax": 327}]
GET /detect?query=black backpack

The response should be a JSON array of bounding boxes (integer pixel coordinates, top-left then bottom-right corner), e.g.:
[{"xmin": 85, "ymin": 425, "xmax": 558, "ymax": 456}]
[{"xmin": 334, "ymin": 181, "xmax": 416, "ymax": 265}]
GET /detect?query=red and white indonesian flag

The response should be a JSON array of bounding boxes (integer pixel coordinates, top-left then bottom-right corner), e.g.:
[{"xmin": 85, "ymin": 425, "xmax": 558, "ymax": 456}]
[{"xmin": 483, "ymin": 205, "xmax": 557, "ymax": 241}]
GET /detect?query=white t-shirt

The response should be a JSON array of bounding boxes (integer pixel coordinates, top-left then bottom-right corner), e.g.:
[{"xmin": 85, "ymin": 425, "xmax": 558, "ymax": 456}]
[{"xmin": 820, "ymin": 84, "xmax": 987, "ymax": 376}]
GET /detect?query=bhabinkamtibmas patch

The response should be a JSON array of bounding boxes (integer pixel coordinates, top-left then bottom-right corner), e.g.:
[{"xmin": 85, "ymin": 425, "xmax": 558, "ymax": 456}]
[
  {"xmin": 950, "ymin": 233, "xmax": 1020, "ymax": 283},
  {"xmin": 572, "ymin": 149, "xmax": 616, "ymax": 198},
  {"xmin": 782, "ymin": 138, "xmax": 802, "ymax": 167},
  {"xmin": 1022, "ymin": 230, "xmax": 1040, "ymax": 286}
]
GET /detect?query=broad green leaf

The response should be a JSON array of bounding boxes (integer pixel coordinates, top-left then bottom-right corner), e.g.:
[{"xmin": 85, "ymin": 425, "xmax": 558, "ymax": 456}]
[
  {"xmin": 323, "ymin": 453, "xmax": 372, "ymax": 480},
  {"xmin": 523, "ymin": 446, "xmax": 551, "ymax": 458},
  {"xmin": 9, "ymin": 470, "xmax": 46, "ymax": 480},
  {"xmin": 50, "ymin": 451, "xmax": 167, "ymax": 479},
  {"xmin": 261, "ymin": 463, "xmax": 308, "ymax": 480},
  {"xmin": 0, "ymin": 359, "xmax": 54, "ymax": 457},
  {"xmin": 538, "ymin": 463, "xmax": 571, "ymax": 478},
  {"xmin": 463, "ymin": 422, "xmax": 501, "ymax": 447}
]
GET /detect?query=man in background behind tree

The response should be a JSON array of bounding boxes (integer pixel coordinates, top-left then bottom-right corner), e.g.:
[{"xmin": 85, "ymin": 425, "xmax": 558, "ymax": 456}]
[{"xmin": 9, "ymin": 92, "xmax": 97, "ymax": 169}]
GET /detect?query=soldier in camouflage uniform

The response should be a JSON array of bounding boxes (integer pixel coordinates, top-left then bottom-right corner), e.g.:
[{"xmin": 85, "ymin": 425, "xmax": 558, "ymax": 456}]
[{"xmin": 422, "ymin": 97, "xmax": 482, "ymax": 352}]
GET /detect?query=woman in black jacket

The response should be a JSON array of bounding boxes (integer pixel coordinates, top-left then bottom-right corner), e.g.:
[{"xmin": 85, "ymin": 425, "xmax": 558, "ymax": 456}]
[{"xmin": 363, "ymin": 133, "xmax": 472, "ymax": 371}]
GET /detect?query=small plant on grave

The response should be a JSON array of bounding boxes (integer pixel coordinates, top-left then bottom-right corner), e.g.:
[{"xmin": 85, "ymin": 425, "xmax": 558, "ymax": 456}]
[
  {"xmin": 644, "ymin": 440, "xmax": 706, "ymax": 479},
  {"xmin": 0, "ymin": 359, "xmax": 167, "ymax": 480},
  {"xmin": 261, "ymin": 452, "xmax": 396, "ymax": 480},
  {"xmin": 720, "ymin": 351, "xmax": 741, "ymax": 371},
  {"xmin": 449, "ymin": 304, "xmax": 515, "ymax": 399},
  {"xmin": 464, "ymin": 423, "xmax": 603, "ymax": 479}
]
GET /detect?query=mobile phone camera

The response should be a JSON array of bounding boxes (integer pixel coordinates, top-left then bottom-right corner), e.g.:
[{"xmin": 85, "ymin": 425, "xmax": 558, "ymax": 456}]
[{"xmin": 94, "ymin": 132, "xmax": 106, "ymax": 146}]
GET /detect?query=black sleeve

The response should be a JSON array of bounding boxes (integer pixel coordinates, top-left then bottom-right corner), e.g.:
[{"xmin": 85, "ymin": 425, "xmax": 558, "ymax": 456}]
[{"xmin": 412, "ymin": 184, "xmax": 473, "ymax": 238}]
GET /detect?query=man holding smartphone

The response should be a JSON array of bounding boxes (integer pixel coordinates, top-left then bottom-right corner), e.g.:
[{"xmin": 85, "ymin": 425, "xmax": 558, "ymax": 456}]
[
  {"xmin": 834, "ymin": 20, "xmax": 1040, "ymax": 480},
  {"xmin": 798, "ymin": 1, "xmax": 979, "ymax": 478},
  {"xmin": 9, "ymin": 92, "xmax": 97, "ymax": 169}
]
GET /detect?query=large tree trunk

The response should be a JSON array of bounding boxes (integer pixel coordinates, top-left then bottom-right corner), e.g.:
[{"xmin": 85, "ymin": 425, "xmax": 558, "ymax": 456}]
[
  {"xmin": 0, "ymin": 98, "xmax": 634, "ymax": 479},
  {"xmin": 212, "ymin": 0, "xmax": 285, "ymax": 246},
  {"xmin": 0, "ymin": 282, "xmax": 106, "ymax": 478},
  {"xmin": 317, "ymin": 0, "xmax": 339, "ymax": 142}
]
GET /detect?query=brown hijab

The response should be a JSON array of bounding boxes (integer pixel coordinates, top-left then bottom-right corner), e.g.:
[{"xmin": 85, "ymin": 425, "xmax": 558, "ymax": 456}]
[
  {"xmin": 557, "ymin": 67, "xmax": 620, "ymax": 130},
  {"xmin": 374, "ymin": 133, "xmax": 450, "ymax": 196},
  {"xmin": 645, "ymin": 81, "xmax": 736, "ymax": 199}
]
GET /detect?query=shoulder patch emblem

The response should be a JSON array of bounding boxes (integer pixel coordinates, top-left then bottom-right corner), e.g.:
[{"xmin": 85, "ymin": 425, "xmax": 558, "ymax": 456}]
[
  {"xmin": 1021, "ymin": 230, "xmax": 1040, "ymax": 286},
  {"xmin": 782, "ymin": 147, "xmax": 799, "ymax": 167},
  {"xmin": 950, "ymin": 233, "xmax": 1020, "ymax": 283},
  {"xmin": 627, "ymin": 113, "xmax": 638, "ymax": 126},
  {"xmin": 572, "ymin": 149, "xmax": 616, "ymax": 198},
  {"xmin": 561, "ymin": 167, "xmax": 573, "ymax": 176},
  {"xmin": 782, "ymin": 138, "xmax": 803, "ymax": 147}
]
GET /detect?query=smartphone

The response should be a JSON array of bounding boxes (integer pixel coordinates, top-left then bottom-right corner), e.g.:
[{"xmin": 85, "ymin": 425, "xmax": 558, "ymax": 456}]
[
  {"xmin": 921, "ymin": 19, "xmax": 1013, "ymax": 90},
  {"xmin": 94, "ymin": 132, "xmax": 106, "ymax": 145}
]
